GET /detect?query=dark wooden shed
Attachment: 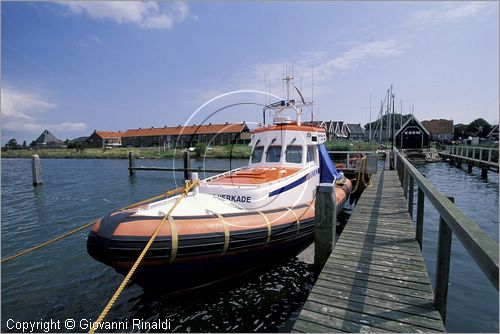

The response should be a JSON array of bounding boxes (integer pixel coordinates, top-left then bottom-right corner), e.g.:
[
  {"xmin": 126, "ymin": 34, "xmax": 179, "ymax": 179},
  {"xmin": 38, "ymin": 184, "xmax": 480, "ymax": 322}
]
[{"xmin": 395, "ymin": 115, "xmax": 430, "ymax": 149}]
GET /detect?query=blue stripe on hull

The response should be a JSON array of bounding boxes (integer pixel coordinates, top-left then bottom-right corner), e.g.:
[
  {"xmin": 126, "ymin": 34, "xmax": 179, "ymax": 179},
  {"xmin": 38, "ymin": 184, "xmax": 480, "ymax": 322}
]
[{"xmin": 268, "ymin": 169, "xmax": 319, "ymax": 197}]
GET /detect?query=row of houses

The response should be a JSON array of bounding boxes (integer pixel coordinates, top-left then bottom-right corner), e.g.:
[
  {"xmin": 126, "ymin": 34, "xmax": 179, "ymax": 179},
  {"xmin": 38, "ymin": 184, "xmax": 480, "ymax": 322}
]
[
  {"xmin": 30, "ymin": 118, "xmax": 498, "ymax": 150},
  {"xmin": 307, "ymin": 121, "xmax": 366, "ymax": 141},
  {"xmin": 88, "ymin": 122, "xmax": 251, "ymax": 148}
]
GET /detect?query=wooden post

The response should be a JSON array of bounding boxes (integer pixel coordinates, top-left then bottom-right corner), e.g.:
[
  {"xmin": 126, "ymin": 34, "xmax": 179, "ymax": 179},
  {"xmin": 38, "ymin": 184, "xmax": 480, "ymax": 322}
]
[
  {"xmin": 488, "ymin": 149, "xmax": 492, "ymax": 163},
  {"xmin": 183, "ymin": 150, "xmax": 190, "ymax": 181},
  {"xmin": 416, "ymin": 187, "xmax": 425, "ymax": 250},
  {"xmin": 314, "ymin": 185, "xmax": 336, "ymax": 274},
  {"xmin": 128, "ymin": 152, "xmax": 136, "ymax": 176},
  {"xmin": 481, "ymin": 167, "xmax": 488, "ymax": 179},
  {"xmin": 479, "ymin": 147, "xmax": 483, "ymax": 162},
  {"xmin": 467, "ymin": 163, "xmax": 473, "ymax": 173},
  {"xmin": 456, "ymin": 159, "xmax": 462, "ymax": 168},
  {"xmin": 31, "ymin": 155, "xmax": 42, "ymax": 186},
  {"xmin": 434, "ymin": 196, "xmax": 454, "ymax": 323},
  {"xmin": 403, "ymin": 167, "xmax": 408, "ymax": 199},
  {"xmin": 408, "ymin": 176, "xmax": 414, "ymax": 218}
]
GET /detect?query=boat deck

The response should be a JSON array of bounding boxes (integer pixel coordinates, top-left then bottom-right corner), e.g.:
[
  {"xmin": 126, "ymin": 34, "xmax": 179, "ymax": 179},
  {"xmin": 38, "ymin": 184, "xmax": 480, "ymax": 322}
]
[{"xmin": 207, "ymin": 167, "xmax": 301, "ymax": 185}]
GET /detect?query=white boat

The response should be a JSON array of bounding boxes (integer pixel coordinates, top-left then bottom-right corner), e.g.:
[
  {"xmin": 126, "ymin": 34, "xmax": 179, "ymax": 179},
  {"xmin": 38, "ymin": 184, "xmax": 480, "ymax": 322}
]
[{"xmin": 87, "ymin": 76, "xmax": 352, "ymax": 291}]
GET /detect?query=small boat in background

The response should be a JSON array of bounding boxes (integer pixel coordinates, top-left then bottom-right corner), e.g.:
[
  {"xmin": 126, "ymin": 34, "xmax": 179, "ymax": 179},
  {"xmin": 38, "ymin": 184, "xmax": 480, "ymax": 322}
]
[
  {"xmin": 425, "ymin": 148, "xmax": 442, "ymax": 162},
  {"xmin": 87, "ymin": 76, "xmax": 352, "ymax": 292}
]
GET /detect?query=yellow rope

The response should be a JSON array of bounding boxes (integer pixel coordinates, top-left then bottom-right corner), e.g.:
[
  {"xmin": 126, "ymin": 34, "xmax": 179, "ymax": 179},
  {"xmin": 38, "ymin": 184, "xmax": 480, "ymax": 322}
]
[
  {"xmin": 1, "ymin": 220, "xmax": 98, "ymax": 263},
  {"xmin": 1, "ymin": 185, "xmax": 185, "ymax": 263},
  {"xmin": 351, "ymin": 156, "xmax": 368, "ymax": 193},
  {"xmin": 89, "ymin": 180, "xmax": 198, "ymax": 333}
]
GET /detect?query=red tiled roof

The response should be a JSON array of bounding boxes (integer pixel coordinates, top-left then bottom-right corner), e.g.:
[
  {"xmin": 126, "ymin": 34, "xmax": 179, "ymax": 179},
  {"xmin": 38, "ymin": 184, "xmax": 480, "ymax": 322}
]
[
  {"xmin": 96, "ymin": 131, "xmax": 123, "ymax": 138},
  {"xmin": 122, "ymin": 123, "xmax": 248, "ymax": 137}
]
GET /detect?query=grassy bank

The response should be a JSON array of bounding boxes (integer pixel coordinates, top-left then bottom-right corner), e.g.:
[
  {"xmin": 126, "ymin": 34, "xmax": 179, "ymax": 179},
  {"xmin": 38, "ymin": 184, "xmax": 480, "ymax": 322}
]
[
  {"xmin": 1, "ymin": 141, "xmax": 382, "ymax": 160},
  {"xmin": 1, "ymin": 145, "xmax": 253, "ymax": 160}
]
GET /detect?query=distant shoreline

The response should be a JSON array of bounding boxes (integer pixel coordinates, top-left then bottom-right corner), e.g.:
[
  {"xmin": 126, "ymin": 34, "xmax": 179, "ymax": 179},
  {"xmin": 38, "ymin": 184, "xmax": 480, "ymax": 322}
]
[
  {"xmin": 1, "ymin": 141, "xmax": 382, "ymax": 160},
  {"xmin": 1, "ymin": 147, "xmax": 249, "ymax": 160}
]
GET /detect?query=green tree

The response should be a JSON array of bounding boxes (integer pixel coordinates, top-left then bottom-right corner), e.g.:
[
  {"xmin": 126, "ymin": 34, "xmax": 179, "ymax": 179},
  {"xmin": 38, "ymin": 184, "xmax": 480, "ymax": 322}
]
[
  {"xmin": 22, "ymin": 140, "xmax": 27, "ymax": 148},
  {"xmin": 6, "ymin": 138, "xmax": 18, "ymax": 150},
  {"xmin": 467, "ymin": 118, "xmax": 491, "ymax": 137},
  {"xmin": 194, "ymin": 143, "xmax": 207, "ymax": 158},
  {"xmin": 454, "ymin": 123, "xmax": 468, "ymax": 139},
  {"xmin": 30, "ymin": 140, "xmax": 37, "ymax": 147}
]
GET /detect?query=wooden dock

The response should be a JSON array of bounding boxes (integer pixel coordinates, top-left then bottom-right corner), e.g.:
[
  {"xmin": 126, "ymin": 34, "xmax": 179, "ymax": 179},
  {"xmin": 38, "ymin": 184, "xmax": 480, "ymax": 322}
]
[{"xmin": 292, "ymin": 167, "xmax": 446, "ymax": 332}]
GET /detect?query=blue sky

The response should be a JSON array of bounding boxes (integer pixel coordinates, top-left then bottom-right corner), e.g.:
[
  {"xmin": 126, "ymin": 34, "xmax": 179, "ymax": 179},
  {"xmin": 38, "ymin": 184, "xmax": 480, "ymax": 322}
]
[{"xmin": 1, "ymin": 1, "xmax": 498, "ymax": 144}]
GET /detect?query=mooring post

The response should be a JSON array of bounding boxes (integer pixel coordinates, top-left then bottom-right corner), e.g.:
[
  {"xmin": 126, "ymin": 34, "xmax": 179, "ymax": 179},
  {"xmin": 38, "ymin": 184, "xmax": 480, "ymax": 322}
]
[
  {"xmin": 467, "ymin": 163, "xmax": 473, "ymax": 173},
  {"xmin": 31, "ymin": 155, "xmax": 42, "ymax": 186},
  {"xmin": 314, "ymin": 184, "xmax": 336, "ymax": 274},
  {"xmin": 481, "ymin": 167, "xmax": 488, "ymax": 179},
  {"xmin": 434, "ymin": 196, "xmax": 455, "ymax": 323},
  {"xmin": 128, "ymin": 151, "xmax": 136, "ymax": 177},
  {"xmin": 183, "ymin": 150, "xmax": 190, "ymax": 181}
]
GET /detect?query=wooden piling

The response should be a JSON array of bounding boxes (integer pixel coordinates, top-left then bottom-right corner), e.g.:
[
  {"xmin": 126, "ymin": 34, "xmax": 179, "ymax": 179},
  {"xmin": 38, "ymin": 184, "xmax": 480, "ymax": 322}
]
[
  {"xmin": 408, "ymin": 176, "xmax": 414, "ymax": 218},
  {"xmin": 183, "ymin": 150, "xmax": 191, "ymax": 181},
  {"xmin": 31, "ymin": 155, "xmax": 42, "ymax": 186},
  {"xmin": 434, "ymin": 196, "xmax": 454, "ymax": 323},
  {"xmin": 314, "ymin": 184, "xmax": 336, "ymax": 274},
  {"xmin": 467, "ymin": 163, "xmax": 473, "ymax": 173},
  {"xmin": 481, "ymin": 167, "xmax": 488, "ymax": 179},
  {"xmin": 416, "ymin": 187, "xmax": 425, "ymax": 250},
  {"xmin": 128, "ymin": 152, "xmax": 136, "ymax": 177}
]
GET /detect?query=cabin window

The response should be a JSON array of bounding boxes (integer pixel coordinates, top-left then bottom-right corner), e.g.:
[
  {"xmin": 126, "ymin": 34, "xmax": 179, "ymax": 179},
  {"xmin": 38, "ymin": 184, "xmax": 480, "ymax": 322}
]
[
  {"xmin": 285, "ymin": 145, "xmax": 303, "ymax": 163},
  {"xmin": 307, "ymin": 146, "xmax": 315, "ymax": 162},
  {"xmin": 251, "ymin": 146, "xmax": 264, "ymax": 163},
  {"xmin": 266, "ymin": 146, "xmax": 282, "ymax": 162}
]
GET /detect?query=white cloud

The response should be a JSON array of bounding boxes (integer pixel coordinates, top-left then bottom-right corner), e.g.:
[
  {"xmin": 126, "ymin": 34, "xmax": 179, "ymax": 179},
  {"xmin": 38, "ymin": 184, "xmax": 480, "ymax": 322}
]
[
  {"xmin": 60, "ymin": 1, "xmax": 194, "ymax": 30},
  {"xmin": 410, "ymin": 2, "xmax": 491, "ymax": 30},
  {"xmin": 1, "ymin": 86, "xmax": 87, "ymax": 133},
  {"xmin": 327, "ymin": 40, "xmax": 405, "ymax": 70},
  {"xmin": 196, "ymin": 39, "xmax": 405, "ymax": 103}
]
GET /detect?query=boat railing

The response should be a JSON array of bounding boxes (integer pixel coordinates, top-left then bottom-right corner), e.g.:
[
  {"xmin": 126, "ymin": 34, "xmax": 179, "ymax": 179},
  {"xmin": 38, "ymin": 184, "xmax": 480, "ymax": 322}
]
[{"xmin": 393, "ymin": 148, "xmax": 499, "ymax": 321}]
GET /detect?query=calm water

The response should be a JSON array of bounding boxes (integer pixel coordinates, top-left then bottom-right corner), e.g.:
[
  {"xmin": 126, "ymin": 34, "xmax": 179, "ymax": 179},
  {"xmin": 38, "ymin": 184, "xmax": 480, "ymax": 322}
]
[
  {"xmin": 1, "ymin": 158, "xmax": 498, "ymax": 332},
  {"xmin": 410, "ymin": 161, "xmax": 499, "ymax": 333},
  {"xmin": 1, "ymin": 158, "xmax": 314, "ymax": 333}
]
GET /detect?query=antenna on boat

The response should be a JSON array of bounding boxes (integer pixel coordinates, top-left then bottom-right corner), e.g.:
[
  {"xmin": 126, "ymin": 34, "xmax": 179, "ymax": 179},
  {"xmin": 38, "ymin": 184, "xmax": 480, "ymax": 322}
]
[
  {"xmin": 311, "ymin": 66, "xmax": 314, "ymax": 121},
  {"xmin": 264, "ymin": 72, "xmax": 267, "ymax": 125}
]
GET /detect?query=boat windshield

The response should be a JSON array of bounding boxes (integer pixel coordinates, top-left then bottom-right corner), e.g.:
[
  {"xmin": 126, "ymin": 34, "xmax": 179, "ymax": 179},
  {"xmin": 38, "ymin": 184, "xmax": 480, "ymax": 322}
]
[
  {"xmin": 285, "ymin": 145, "xmax": 303, "ymax": 164},
  {"xmin": 266, "ymin": 146, "xmax": 282, "ymax": 162},
  {"xmin": 251, "ymin": 146, "xmax": 264, "ymax": 163},
  {"xmin": 307, "ymin": 146, "xmax": 315, "ymax": 162}
]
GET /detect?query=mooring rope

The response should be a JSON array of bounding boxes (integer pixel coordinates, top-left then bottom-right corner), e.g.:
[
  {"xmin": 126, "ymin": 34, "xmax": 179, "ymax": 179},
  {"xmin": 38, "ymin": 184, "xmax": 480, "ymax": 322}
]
[
  {"xmin": 89, "ymin": 180, "xmax": 199, "ymax": 333},
  {"xmin": 1, "ymin": 185, "xmax": 186, "ymax": 263}
]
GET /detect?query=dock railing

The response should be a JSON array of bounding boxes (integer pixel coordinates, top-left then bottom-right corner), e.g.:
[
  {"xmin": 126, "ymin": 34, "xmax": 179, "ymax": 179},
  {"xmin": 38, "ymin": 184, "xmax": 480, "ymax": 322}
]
[
  {"xmin": 444, "ymin": 145, "xmax": 499, "ymax": 169},
  {"xmin": 393, "ymin": 149, "xmax": 499, "ymax": 322}
]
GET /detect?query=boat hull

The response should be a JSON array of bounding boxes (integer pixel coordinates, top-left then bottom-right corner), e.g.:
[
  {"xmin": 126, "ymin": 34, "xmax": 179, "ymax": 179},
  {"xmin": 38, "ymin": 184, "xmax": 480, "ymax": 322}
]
[{"xmin": 87, "ymin": 182, "xmax": 351, "ymax": 292}]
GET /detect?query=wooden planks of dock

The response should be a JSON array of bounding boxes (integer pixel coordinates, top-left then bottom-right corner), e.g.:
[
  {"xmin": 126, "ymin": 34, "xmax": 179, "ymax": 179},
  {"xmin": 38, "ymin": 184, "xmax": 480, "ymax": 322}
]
[{"xmin": 292, "ymin": 168, "xmax": 446, "ymax": 333}]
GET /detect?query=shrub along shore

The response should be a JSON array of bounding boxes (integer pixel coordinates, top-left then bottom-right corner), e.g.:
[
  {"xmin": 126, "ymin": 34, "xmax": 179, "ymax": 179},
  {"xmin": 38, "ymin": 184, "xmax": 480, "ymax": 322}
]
[{"xmin": 1, "ymin": 141, "xmax": 381, "ymax": 160}]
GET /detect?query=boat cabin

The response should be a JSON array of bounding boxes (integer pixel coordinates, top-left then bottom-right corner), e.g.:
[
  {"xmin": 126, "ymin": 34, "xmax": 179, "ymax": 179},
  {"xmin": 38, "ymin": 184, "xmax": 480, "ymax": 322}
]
[{"xmin": 248, "ymin": 124, "xmax": 327, "ymax": 169}]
